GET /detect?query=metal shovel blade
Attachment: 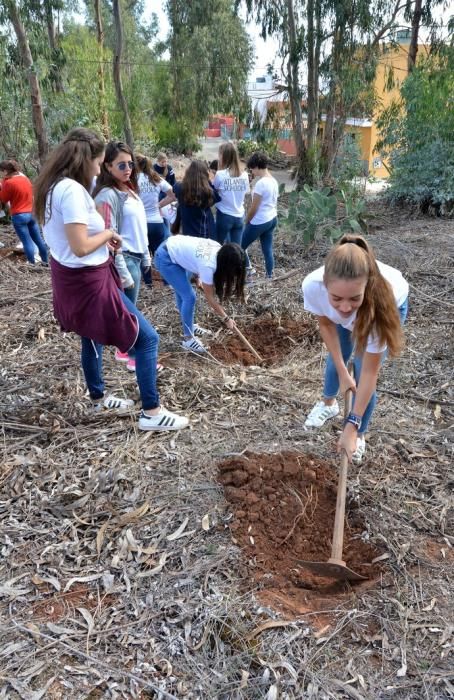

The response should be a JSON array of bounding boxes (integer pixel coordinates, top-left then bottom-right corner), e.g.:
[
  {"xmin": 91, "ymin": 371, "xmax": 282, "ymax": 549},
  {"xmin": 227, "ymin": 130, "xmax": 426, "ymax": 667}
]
[{"xmin": 297, "ymin": 558, "xmax": 367, "ymax": 582}]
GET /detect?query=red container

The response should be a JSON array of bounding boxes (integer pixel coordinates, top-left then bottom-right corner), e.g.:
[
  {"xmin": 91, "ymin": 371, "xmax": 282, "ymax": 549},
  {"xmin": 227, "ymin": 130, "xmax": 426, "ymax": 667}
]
[{"xmin": 205, "ymin": 128, "xmax": 221, "ymax": 137}]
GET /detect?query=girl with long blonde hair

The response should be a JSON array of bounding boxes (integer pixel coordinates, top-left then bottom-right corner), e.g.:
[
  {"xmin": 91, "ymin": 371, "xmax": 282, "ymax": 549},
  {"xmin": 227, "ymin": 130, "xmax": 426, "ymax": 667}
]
[
  {"xmin": 213, "ymin": 142, "xmax": 249, "ymax": 244},
  {"xmin": 302, "ymin": 234, "xmax": 409, "ymax": 464}
]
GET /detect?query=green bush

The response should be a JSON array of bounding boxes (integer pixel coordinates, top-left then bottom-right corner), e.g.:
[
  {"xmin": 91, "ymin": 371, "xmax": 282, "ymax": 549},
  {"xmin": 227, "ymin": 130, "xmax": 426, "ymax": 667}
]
[
  {"xmin": 282, "ymin": 185, "xmax": 369, "ymax": 245},
  {"xmin": 154, "ymin": 116, "xmax": 201, "ymax": 155},
  {"xmin": 377, "ymin": 47, "xmax": 454, "ymax": 215},
  {"xmin": 237, "ymin": 138, "xmax": 278, "ymax": 159}
]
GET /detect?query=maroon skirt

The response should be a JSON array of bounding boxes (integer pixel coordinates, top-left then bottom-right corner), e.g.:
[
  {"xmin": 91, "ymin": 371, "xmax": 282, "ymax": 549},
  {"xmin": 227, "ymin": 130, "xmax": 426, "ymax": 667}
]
[{"xmin": 50, "ymin": 256, "xmax": 138, "ymax": 353}]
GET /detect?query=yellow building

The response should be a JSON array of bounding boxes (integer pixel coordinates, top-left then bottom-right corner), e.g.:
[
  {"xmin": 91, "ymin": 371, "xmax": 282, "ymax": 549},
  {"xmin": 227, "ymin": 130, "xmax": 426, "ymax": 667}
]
[{"xmin": 350, "ymin": 32, "xmax": 428, "ymax": 178}]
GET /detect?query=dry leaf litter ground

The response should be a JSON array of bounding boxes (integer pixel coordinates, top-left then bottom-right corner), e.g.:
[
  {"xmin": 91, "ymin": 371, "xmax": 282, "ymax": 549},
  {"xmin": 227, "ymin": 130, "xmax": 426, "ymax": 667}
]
[{"xmin": 0, "ymin": 203, "xmax": 453, "ymax": 699}]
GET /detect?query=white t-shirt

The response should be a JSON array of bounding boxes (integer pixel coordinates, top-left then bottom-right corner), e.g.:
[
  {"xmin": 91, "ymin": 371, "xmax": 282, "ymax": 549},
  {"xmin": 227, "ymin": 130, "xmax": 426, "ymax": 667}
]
[
  {"xmin": 302, "ymin": 262, "xmax": 409, "ymax": 353},
  {"xmin": 214, "ymin": 169, "xmax": 250, "ymax": 217},
  {"xmin": 121, "ymin": 192, "xmax": 148, "ymax": 253},
  {"xmin": 166, "ymin": 235, "xmax": 221, "ymax": 285},
  {"xmin": 251, "ymin": 176, "xmax": 278, "ymax": 224},
  {"xmin": 43, "ymin": 178, "xmax": 108, "ymax": 268},
  {"xmin": 138, "ymin": 172, "xmax": 172, "ymax": 223}
]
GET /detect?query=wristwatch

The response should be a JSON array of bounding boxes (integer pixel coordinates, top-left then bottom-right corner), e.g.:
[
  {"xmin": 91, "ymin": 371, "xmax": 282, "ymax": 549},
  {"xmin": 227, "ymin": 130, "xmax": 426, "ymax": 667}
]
[{"xmin": 345, "ymin": 412, "xmax": 362, "ymax": 430}]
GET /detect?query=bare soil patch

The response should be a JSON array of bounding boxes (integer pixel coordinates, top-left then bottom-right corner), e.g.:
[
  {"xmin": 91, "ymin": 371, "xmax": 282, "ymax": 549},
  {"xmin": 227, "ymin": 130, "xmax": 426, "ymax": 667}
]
[
  {"xmin": 218, "ymin": 451, "xmax": 384, "ymax": 621},
  {"xmin": 210, "ymin": 315, "xmax": 317, "ymax": 366}
]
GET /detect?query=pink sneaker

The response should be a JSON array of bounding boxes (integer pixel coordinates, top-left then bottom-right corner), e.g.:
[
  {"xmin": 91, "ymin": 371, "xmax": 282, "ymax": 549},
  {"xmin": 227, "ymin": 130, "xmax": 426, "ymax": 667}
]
[
  {"xmin": 115, "ymin": 350, "xmax": 129, "ymax": 363},
  {"xmin": 126, "ymin": 358, "xmax": 136, "ymax": 372}
]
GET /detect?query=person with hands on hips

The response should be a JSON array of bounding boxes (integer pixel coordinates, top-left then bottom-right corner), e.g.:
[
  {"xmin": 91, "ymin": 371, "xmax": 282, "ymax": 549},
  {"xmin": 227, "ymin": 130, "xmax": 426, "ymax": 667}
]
[
  {"xmin": 302, "ymin": 234, "xmax": 409, "ymax": 464},
  {"xmin": 154, "ymin": 235, "xmax": 246, "ymax": 354}
]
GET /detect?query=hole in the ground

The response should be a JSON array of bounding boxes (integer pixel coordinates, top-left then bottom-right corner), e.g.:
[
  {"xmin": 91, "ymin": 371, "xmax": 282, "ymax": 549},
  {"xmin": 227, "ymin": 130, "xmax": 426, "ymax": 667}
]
[
  {"xmin": 210, "ymin": 315, "xmax": 317, "ymax": 366},
  {"xmin": 218, "ymin": 451, "xmax": 385, "ymax": 619}
]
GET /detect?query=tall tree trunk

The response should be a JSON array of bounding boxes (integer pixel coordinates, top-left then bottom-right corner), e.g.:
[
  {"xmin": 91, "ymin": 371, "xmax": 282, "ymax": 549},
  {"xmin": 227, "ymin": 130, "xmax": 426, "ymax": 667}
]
[
  {"xmin": 306, "ymin": 0, "xmax": 321, "ymax": 154},
  {"xmin": 112, "ymin": 0, "xmax": 134, "ymax": 148},
  {"xmin": 43, "ymin": 0, "xmax": 64, "ymax": 93},
  {"xmin": 94, "ymin": 0, "xmax": 109, "ymax": 138},
  {"xmin": 408, "ymin": 0, "xmax": 423, "ymax": 72},
  {"xmin": 321, "ymin": 22, "xmax": 345, "ymax": 180},
  {"xmin": 286, "ymin": 0, "xmax": 311, "ymax": 187},
  {"xmin": 5, "ymin": 0, "xmax": 49, "ymax": 164},
  {"xmin": 167, "ymin": 0, "xmax": 183, "ymax": 121}
]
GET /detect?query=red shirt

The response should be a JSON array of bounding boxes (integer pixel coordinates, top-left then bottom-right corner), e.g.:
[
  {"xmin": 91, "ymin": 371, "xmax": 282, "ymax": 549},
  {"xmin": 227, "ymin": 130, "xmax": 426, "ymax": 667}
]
[{"xmin": 0, "ymin": 174, "xmax": 34, "ymax": 215}]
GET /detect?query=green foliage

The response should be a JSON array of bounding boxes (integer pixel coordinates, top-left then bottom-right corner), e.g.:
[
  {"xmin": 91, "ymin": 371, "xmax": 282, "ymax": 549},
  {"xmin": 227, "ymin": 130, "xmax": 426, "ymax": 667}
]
[
  {"xmin": 154, "ymin": 116, "xmax": 201, "ymax": 155},
  {"xmin": 237, "ymin": 139, "xmax": 278, "ymax": 159},
  {"xmin": 283, "ymin": 185, "xmax": 368, "ymax": 245},
  {"xmin": 167, "ymin": 0, "xmax": 253, "ymax": 133},
  {"xmin": 377, "ymin": 47, "xmax": 454, "ymax": 214}
]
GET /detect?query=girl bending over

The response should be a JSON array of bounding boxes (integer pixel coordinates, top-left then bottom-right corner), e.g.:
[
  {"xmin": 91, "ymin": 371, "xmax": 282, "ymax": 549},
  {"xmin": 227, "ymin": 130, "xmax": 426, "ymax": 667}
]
[{"xmin": 302, "ymin": 234, "xmax": 408, "ymax": 464}]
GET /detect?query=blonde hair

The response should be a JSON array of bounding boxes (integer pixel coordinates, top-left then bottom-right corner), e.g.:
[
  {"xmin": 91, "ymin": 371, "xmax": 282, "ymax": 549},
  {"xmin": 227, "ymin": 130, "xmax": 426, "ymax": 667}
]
[
  {"xmin": 324, "ymin": 234, "xmax": 404, "ymax": 357},
  {"xmin": 218, "ymin": 142, "xmax": 241, "ymax": 177}
]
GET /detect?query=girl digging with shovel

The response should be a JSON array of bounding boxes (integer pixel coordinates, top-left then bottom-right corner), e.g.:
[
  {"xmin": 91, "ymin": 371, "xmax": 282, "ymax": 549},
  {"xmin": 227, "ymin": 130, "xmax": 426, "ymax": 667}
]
[{"xmin": 302, "ymin": 234, "xmax": 409, "ymax": 464}]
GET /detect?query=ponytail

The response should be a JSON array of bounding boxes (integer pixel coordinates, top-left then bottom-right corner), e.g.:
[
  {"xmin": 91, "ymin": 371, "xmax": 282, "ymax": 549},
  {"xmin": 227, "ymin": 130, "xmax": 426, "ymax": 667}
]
[
  {"xmin": 136, "ymin": 153, "xmax": 161, "ymax": 185},
  {"xmin": 324, "ymin": 234, "xmax": 403, "ymax": 357}
]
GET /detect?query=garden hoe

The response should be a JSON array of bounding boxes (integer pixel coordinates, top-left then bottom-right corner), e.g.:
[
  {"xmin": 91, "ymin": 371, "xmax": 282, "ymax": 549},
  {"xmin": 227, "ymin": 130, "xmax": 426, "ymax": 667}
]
[{"xmin": 297, "ymin": 386, "xmax": 367, "ymax": 582}]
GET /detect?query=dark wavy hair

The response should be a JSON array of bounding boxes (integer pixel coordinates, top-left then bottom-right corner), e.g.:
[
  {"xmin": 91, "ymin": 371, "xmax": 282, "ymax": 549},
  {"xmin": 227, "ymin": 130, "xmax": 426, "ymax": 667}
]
[
  {"xmin": 0, "ymin": 159, "xmax": 21, "ymax": 175},
  {"xmin": 246, "ymin": 151, "xmax": 269, "ymax": 170},
  {"xmin": 181, "ymin": 160, "xmax": 214, "ymax": 207},
  {"xmin": 34, "ymin": 128, "xmax": 105, "ymax": 224},
  {"xmin": 92, "ymin": 140, "xmax": 138, "ymax": 197},
  {"xmin": 213, "ymin": 243, "xmax": 247, "ymax": 303}
]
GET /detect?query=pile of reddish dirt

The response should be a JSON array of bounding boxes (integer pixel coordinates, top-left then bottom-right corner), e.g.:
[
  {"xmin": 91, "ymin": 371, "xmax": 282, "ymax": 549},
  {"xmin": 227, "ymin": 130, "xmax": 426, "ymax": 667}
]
[
  {"xmin": 218, "ymin": 451, "xmax": 385, "ymax": 614},
  {"xmin": 0, "ymin": 247, "xmax": 25, "ymax": 262},
  {"xmin": 210, "ymin": 316, "xmax": 317, "ymax": 366}
]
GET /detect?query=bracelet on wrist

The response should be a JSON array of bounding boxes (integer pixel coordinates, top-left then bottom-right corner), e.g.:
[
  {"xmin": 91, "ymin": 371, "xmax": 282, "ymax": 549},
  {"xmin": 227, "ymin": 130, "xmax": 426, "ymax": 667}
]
[
  {"xmin": 344, "ymin": 412, "xmax": 362, "ymax": 430},
  {"xmin": 221, "ymin": 315, "xmax": 230, "ymax": 324}
]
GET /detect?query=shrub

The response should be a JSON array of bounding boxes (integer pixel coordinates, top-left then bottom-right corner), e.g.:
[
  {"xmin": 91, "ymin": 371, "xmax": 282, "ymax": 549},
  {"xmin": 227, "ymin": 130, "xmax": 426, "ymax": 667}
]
[
  {"xmin": 377, "ymin": 47, "xmax": 454, "ymax": 215},
  {"xmin": 282, "ymin": 185, "xmax": 369, "ymax": 245},
  {"xmin": 237, "ymin": 138, "xmax": 278, "ymax": 159},
  {"xmin": 154, "ymin": 116, "xmax": 201, "ymax": 155}
]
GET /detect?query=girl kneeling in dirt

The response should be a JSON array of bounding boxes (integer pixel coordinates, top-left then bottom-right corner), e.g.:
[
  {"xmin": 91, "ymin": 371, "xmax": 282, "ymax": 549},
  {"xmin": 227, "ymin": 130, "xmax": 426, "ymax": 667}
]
[
  {"xmin": 154, "ymin": 235, "xmax": 246, "ymax": 353},
  {"xmin": 34, "ymin": 128, "xmax": 189, "ymax": 432},
  {"xmin": 302, "ymin": 234, "xmax": 408, "ymax": 464}
]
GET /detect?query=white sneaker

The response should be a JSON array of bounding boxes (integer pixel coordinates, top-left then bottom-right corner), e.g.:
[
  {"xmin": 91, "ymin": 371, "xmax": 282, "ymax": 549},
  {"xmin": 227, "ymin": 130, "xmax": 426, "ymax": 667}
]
[
  {"xmin": 138, "ymin": 407, "xmax": 189, "ymax": 431},
  {"xmin": 352, "ymin": 436, "xmax": 366, "ymax": 465},
  {"xmin": 181, "ymin": 337, "xmax": 207, "ymax": 353},
  {"xmin": 193, "ymin": 324, "xmax": 212, "ymax": 337},
  {"xmin": 304, "ymin": 400, "xmax": 340, "ymax": 428},
  {"xmin": 92, "ymin": 395, "xmax": 135, "ymax": 413}
]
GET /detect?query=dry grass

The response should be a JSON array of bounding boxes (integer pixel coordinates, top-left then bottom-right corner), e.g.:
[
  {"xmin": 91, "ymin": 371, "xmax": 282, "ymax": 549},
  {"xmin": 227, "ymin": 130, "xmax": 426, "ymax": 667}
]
[{"xmin": 0, "ymin": 205, "xmax": 453, "ymax": 699}]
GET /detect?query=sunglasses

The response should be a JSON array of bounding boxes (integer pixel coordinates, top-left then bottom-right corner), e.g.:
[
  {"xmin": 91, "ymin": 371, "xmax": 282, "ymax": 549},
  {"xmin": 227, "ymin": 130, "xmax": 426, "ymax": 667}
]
[{"xmin": 115, "ymin": 161, "xmax": 134, "ymax": 171}]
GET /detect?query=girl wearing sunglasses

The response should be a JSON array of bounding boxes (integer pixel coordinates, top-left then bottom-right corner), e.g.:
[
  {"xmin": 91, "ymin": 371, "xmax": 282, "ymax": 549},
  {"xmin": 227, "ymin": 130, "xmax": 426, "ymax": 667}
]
[{"xmin": 94, "ymin": 141, "xmax": 152, "ymax": 371}]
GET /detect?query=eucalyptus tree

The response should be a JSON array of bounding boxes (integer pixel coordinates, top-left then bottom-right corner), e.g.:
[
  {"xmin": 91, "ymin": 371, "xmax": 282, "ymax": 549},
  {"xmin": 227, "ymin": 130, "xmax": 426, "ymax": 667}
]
[
  {"xmin": 2, "ymin": 0, "xmax": 49, "ymax": 163},
  {"xmin": 166, "ymin": 0, "xmax": 253, "ymax": 139},
  {"xmin": 112, "ymin": 0, "xmax": 134, "ymax": 147}
]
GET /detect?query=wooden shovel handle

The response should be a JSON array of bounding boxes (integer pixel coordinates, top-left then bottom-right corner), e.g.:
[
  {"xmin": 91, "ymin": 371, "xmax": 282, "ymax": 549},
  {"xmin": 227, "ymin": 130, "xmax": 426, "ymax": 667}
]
[
  {"xmin": 231, "ymin": 324, "xmax": 264, "ymax": 364},
  {"xmin": 329, "ymin": 386, "xmax": 353, "ymax": 564}
]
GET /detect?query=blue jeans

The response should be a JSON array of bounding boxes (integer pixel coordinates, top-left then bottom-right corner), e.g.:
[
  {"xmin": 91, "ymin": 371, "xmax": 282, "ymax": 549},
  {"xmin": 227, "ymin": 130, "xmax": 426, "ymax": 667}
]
[
  {"xmin": 154, "ymin": 243, "xmax": 196, "ymax": 336},
  {"xmin": 81, "ymin": 291, "xmax": 159, "ymax": 410},
  {"xmin": 216, "ymin": 210, "xmax": 244, "ymax": 245},
  {"xmin": 123, "ymin": 253, "xmax": 142, "ymax": 305},
  {"xmin": 323, "ymin": 297, "xmax": 409, "ymax": 434},
  {"xmin": 147, "ymin": 221, "xmax": 169, "ymax": 255},
  {"xmin": 11, "ymin": 212, "xmax": 48, "ymax": 264},
  {"xmin": 241, "ymin": 217, "xmax": 277, "ymax": 277}
]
